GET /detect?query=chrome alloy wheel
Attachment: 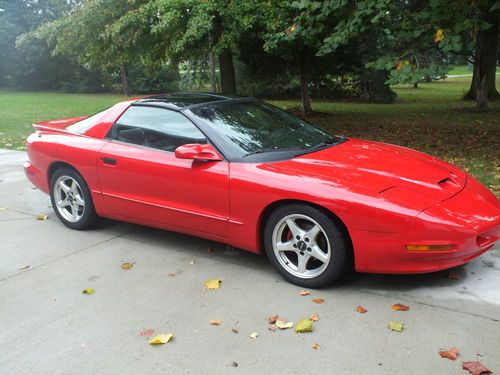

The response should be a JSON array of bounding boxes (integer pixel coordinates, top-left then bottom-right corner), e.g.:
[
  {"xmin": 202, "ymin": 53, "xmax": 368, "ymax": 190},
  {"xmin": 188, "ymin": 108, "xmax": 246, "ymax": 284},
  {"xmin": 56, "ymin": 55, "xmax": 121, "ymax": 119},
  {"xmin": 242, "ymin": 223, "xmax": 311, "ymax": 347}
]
[
  {"xmin": 53, "ymin": 175, "xmax": 85, "ymax": 223},
  {"xmin": 271, "ymin": 214, "xmax": 331, "ymax": 279}
]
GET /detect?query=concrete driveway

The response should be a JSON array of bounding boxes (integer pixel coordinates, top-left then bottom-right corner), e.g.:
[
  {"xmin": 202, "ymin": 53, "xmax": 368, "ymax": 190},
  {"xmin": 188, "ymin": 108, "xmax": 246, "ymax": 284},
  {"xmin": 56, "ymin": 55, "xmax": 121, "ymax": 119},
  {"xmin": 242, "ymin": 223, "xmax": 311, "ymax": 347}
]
[{"xmin": 1, "ymin": 149, "xmax": 499, "ymax": 375}]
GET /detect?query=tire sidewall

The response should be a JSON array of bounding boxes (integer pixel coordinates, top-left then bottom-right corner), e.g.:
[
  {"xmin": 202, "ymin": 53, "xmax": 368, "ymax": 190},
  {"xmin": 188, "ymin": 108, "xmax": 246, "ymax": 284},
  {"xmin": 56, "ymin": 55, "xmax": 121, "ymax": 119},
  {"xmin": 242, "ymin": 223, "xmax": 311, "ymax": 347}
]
[
  {"xmin": 264, "ymin": 204, "xmax": 349, "ymax": 288},
  {"xmin": 49, "ymin": 167, "xmax": 97, "ymax": 230}
]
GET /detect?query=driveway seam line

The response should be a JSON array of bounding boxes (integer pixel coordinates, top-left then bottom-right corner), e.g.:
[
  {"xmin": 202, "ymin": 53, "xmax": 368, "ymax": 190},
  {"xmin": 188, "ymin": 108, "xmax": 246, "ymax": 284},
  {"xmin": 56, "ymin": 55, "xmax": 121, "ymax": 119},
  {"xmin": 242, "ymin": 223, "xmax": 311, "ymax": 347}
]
[{"xmin": 0, "ymin": 229, "xmax": 136, "ymax": 283}]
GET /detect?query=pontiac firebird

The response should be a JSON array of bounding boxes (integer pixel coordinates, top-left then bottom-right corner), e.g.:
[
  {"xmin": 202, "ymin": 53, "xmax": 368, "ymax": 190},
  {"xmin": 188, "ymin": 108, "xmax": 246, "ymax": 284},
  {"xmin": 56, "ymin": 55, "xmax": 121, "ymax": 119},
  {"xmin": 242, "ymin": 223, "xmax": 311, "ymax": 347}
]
[{"xmin": 23, "ymin": 93, "xmax": 500, "ymax": 287}]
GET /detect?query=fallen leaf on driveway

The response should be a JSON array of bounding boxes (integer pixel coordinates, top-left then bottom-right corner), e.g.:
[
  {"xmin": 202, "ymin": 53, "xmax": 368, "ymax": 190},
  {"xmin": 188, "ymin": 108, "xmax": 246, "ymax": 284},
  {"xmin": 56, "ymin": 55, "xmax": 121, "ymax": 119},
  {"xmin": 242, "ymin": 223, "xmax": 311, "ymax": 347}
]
[
  {"xmin": 189, "ymin": 260, "xmax": 196, "ymax": 265},
  {"xmin": 300, "ymin": 290, "xmax": 311, "ymax": 296},
  {"xmin": 149, "ymin": 334, "xmax": 173, "ymax": 345},
  {"xmin": 139, "ymin": 329, "xmax": 155, "ymax": 338},
  {"xmin": 275, "ymin": 319, "xmax": 294, "ymax": 329},
  {"xmin": 310, "ymin": 313, "xmax": 319, "ymax": 321},
  {"xmin": 210, "ymin": 319, "xmax": 221, "ymax": 326},
  {"xmin": 388, "ymin": 321, "xmax": 404, "ymax": 332},
  {"xmin": 36, "ymin": 213, "xmax": 48, "ymax": 220},
  {"xmin": 295, "ymin": 319, "xmax": 313, "ymax": 333},
  {"xmin": 82, "ymin": 288, "xmax": 95, "ymax": 295},
  {"xmin": 356, "ymin": 306, "xmax": 367, "ymax": 314},
  {"xmin": 167, "ymin": 273, "xmax": 176, "ymax": 277},
  {"xmin": 229, "ymin": 362, "xmax": 238, "ymax": 367},
  {"xmin": 391, "ymin": 303, "xmax": 409, "ymax": 311},
  {"xmin": 312, "ymin": 343, "xmax": 320, "ymax": 350},
  {"xmin": 446, "ymin": 272, "xmax": 462, "ymax": 280},
  {"xmin": 462, "ymin": 361, "xmax": 492, "ymax": 375},
  {"xmin": 268, "ymin": 325, "xmax": 277, "ymax": 332},
  {"xmin": 232, "ymin": 321, "xmax": 239, "ymax": 333},
  {"xmin": 121, "ymin": 262, "xmax": 134, "ymax": 270},
  {"xmin": 18, "ymin": 265, "xmax": 30, "ymax": 270},
  {"xmin": 268, "ymin": 315, "xmax": 279, "ymax": 324},
  {"xmin": 31, "ymin": 186, "xmax": 37, "ymax": 190},
  {"xmin": 203, "ymin": 278, "xmax": 221, "ymax": 290},
  {"xmin": 439, "ymin": 347, "xmax": 459, "ymax": 360},
  {"xmin": 0, "ymin": 207, "xmax": 7, "ymax": 212},
  {"xmin": 249, "ymin": 332, "xmax": 258, "ymax": 339},
  {"xmin": 312, "ymin": 298, "xmax": 324, "ymax": 304}
]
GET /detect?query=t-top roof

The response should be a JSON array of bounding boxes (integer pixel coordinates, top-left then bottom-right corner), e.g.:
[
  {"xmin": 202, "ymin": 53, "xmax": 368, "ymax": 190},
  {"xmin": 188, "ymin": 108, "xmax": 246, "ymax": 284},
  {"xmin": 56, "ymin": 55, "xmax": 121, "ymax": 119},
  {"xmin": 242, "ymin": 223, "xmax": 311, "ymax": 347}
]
[{"xmin": 133, "ymin": 92, "xmax": 238, "ymax": 110}]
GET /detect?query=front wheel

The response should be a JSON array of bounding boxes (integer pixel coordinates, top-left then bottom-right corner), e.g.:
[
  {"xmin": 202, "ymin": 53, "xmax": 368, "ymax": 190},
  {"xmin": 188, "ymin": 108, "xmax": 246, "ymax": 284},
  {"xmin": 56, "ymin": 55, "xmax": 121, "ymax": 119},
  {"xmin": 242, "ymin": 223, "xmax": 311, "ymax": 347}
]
[
  {"xmin": 49, "ymin": 167, "xmax": 99, "ymax": 230},
  {"xmin": 264, "ymin": 204, "xmax": 351, "ymax": 288}
]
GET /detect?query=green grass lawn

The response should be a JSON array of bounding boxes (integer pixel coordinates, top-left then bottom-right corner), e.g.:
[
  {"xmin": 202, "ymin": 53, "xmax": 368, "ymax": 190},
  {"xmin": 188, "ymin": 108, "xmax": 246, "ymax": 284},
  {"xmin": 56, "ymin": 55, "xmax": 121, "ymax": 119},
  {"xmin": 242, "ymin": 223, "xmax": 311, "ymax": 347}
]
[
  {"xmin": 447, "ymin": 65, "xmax": 500, "ymax": 75},
  {"xmin": 0, "ymin": 77, "xmax": 499, "ymax": 195}
]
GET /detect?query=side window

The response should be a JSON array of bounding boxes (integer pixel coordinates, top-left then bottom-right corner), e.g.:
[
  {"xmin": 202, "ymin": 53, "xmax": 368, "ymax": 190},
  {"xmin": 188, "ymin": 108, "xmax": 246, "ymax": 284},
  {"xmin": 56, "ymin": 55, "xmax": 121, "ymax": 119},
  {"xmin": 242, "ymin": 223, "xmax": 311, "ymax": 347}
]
[{"xmin": 111, "ymin": 106, "xmax": 207, "ymax": 152}]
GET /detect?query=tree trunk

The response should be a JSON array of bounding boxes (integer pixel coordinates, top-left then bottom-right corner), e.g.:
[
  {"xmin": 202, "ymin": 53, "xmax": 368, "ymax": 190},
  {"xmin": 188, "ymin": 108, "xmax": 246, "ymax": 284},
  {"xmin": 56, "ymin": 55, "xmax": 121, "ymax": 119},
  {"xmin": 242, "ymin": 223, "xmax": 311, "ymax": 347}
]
[
  {"xmin": 218, "ymin": 48, "xmax": 236, "ymax": 95},
  {"xmin": 464, "ymin": 2, "xmax": 499, "ymax": 104},
  {"xmin": 208, "ymin": 34, "xmax": 217, "ymax": 92},
  {"xmin": 300, "ymin": 52, "xmax": 312, "ymax": 115},
  {"xmin": 120, "ymin": 64, "xmax": 130, "ymax": 96}
]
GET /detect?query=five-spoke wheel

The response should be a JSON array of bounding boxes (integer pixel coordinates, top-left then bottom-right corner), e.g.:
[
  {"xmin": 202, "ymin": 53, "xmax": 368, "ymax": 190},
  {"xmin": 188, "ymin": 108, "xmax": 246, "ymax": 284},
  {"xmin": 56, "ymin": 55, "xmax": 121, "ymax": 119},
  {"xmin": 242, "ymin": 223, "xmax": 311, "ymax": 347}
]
[
  {"xmin": 264, "ymin": 204, "xmax": 351, "ymax": 287},
  {"xmin": 49, "ymin": 167, "xmax": 98, "ymax": 229}
]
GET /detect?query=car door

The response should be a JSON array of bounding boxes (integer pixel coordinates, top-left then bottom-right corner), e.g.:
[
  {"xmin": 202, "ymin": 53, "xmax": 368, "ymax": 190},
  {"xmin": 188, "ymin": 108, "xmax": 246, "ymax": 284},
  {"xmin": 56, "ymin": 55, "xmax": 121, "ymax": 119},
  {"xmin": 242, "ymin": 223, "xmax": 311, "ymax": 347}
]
[{"xmin": 97, "ymin": 105, "xmax": 230, "ymax": 238}]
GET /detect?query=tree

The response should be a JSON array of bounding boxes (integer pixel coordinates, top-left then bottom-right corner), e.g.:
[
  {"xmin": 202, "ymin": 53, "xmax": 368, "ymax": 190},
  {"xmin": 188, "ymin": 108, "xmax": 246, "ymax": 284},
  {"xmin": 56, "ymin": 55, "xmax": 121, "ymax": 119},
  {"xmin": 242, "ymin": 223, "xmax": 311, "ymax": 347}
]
[
  {"xmin": 430, "ymin": 0, "xmax": 499, "ymax": 109},
  {"xmin": 261, "ymin": 0, "xmax": 397, "ymax": 114}
]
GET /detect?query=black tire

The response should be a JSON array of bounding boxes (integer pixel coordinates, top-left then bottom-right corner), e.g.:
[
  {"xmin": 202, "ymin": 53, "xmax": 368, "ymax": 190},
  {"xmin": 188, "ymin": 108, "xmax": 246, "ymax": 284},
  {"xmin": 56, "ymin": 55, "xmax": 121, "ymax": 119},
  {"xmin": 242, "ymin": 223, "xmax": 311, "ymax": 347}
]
[
  {"xmin": 264, "ymin": 203, "xmax": 351, "ymax": 288},
  {"xmin": 49, "ymin": 167, "xmax": 99, "ymax": 230}
]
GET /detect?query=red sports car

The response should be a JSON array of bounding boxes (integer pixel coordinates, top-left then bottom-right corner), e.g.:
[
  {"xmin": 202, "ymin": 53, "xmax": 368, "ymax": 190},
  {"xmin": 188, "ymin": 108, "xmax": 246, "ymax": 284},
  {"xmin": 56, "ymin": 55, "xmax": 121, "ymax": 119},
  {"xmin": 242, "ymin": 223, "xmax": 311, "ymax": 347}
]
[{"xmin": 24, "ymin": 93, "xmax": 500, "ymax": 287}]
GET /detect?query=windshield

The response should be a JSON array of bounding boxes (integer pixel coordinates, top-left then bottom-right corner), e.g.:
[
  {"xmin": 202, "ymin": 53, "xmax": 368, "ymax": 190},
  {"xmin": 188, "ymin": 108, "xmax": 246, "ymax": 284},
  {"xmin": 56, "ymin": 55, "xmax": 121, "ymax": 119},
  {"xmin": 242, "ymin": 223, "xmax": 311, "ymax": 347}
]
[{"xmin": 190, "ymin": 101, "xmax": 332, "ymax": 156}]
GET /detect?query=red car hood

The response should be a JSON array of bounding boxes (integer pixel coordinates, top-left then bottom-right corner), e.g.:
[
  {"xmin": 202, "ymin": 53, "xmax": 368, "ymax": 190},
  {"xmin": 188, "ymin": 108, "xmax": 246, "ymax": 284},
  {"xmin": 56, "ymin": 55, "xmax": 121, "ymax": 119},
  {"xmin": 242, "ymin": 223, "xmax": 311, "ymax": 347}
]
[{"xmin": 271, "ymin": 139, "xmax": 466, "ymax": 207}]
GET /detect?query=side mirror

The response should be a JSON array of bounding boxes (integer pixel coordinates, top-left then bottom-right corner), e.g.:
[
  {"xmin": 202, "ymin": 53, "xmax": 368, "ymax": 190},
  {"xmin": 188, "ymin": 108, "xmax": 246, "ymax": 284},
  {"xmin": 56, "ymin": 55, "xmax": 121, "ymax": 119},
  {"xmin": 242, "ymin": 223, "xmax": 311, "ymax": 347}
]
[{"xmin": 175, "ymin": 143, "xmax": 222, "ymax": 162}]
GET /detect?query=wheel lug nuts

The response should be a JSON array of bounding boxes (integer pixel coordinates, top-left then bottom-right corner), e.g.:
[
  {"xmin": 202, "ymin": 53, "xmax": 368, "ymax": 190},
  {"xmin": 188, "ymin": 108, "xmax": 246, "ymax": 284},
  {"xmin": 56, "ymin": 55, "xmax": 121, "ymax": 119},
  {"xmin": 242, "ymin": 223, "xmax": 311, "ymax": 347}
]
[
  {"xmin": 293, "ymin": 244, "xmax": 297, "ymax": 248},
  {"xmin": 305, "ymin": 238, "xmax": 309, "ymax": 242},
  {"xmin": 296, "ymin": 235, "xmax": 300, "ymax": 240},
  {"xmin": 300, "ymin": 251, "xmax": 304, "ymax": 255},
  {"xmin": 307, "ymin": 247, "xmax": 311, "ymax": 251}
]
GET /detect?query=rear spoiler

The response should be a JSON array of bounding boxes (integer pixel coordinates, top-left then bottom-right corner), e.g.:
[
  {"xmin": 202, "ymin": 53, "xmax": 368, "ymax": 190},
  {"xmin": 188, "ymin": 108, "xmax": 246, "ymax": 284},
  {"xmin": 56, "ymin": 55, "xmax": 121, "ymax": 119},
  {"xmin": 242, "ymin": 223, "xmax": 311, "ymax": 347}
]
[{"xmin": 32, "ymin": 116, "xmax": 87, "ymax": 133}]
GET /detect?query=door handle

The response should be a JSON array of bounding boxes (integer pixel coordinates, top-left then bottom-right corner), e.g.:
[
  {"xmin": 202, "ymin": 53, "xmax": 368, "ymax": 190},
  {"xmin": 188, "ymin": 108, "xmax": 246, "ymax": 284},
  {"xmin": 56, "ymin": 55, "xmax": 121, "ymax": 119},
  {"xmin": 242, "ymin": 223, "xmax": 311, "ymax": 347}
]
[{"xmin": 101, "ymin": 157, "xmax": 117, "ymax": 165}]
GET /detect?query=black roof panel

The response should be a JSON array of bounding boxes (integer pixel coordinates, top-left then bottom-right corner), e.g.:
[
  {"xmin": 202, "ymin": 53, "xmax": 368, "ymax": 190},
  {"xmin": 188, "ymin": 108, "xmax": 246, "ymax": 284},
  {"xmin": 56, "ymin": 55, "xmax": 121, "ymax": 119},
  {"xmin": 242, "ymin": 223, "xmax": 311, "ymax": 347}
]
[{"xmin": 134, "ymin": 92, "xmax": 235, "ymax": 110}]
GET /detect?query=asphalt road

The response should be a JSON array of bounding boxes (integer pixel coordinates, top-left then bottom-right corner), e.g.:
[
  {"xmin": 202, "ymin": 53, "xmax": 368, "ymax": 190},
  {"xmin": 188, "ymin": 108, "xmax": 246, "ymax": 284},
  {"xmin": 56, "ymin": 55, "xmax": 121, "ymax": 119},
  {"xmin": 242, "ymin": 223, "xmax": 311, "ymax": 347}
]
[{"xmin": 1, "ymin": 149, "xmax": 499, "ymax": 375}]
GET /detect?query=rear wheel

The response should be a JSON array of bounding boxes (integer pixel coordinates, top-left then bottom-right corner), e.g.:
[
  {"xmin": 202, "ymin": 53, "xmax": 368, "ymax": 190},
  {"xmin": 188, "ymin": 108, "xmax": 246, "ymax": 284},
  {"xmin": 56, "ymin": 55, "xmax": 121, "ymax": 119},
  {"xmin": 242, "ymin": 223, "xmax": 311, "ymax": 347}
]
[
  {"xmin": 264, "ymin": 204, "xmax": 350, "ymax": 288},
  {"xmin": 49, "ymin": 167, "xmax": 98, "ymax": 230}
]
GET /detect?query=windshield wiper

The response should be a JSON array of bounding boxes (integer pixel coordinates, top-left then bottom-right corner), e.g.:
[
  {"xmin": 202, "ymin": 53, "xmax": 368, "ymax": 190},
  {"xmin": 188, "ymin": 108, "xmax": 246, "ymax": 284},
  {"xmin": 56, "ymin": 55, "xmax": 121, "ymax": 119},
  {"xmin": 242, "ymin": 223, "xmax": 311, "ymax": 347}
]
[{"xmin": 309, "ymin": 136, "xmax": 343, "ymax": 150}]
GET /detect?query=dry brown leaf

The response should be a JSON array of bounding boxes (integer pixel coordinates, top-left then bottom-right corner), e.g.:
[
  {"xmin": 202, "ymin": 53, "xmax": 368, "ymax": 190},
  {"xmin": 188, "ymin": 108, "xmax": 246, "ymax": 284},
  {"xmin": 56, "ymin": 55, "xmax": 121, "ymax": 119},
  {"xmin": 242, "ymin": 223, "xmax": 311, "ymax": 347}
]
[
  {"xmin": 121, "ymin": 262, "xmax": 133, "ymax": 270},
  {"xmin": 167, "ymin": 273, "xmax": 176, "ymax": 277},
  {"xmin": 229, "ymin": 362, "xmax": 238, "ymax": 368},
  {"xmin": 391, "ymin": 303, "xmax": 410, "ymax": 311},
  {"xmin": 210, "ymin": 319, "xmax": 221, "ymax": 326},
  {"xmin": 36, "ymin": 213, "xmax": 48, "ymax": 220},
  {"xmin": 312, "ymin": 343, "xmax": 320, "ymax": 350},
  {"xmin": 139, "ymin": 328, "xmax": 155, "ymax": 338},
  {"xmin": 312, "ymin": 298, "xmax": 324, "ymax": 304},
  {"xmin": 439, "ymin": 347, "xmax": 459, "ymax": 361},
  {"xmin": 299, "ymin": 290, "xmax": 311, "ymax": 296},
  {"xmin": 249, "ymin": 332, "xmax": 258, "ymax": 339},
  {"xmin": 268, "ymin": 315, "xmax": 279, "ymax": 324},
  {"xmin": 356, "ymin": 306, "xmax": 367, "ymax": 314},
  {"xmin": 310, "ymin": 313, "xmax": 319, "ymax": 321},
  {"xmin": 462, "ymin": 361, "xmax": 492, "ymax": 375}
]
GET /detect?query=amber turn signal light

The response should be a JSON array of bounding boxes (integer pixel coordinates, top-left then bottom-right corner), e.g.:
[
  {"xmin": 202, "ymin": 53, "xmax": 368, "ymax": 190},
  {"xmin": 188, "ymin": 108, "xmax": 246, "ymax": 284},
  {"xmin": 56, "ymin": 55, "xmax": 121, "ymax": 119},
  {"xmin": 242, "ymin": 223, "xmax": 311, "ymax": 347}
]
[{"xmin": 405, "ymin": 244, "xmax": 455, "ymax": 251}]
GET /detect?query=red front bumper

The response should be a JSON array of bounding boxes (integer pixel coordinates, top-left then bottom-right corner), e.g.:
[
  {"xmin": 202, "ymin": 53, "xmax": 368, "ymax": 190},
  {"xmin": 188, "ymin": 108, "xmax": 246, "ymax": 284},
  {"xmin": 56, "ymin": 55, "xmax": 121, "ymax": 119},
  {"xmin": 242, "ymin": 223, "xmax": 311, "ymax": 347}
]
[{"xmin": 353, "ymin": 176, "xmax": 500, "ymax": 274}]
